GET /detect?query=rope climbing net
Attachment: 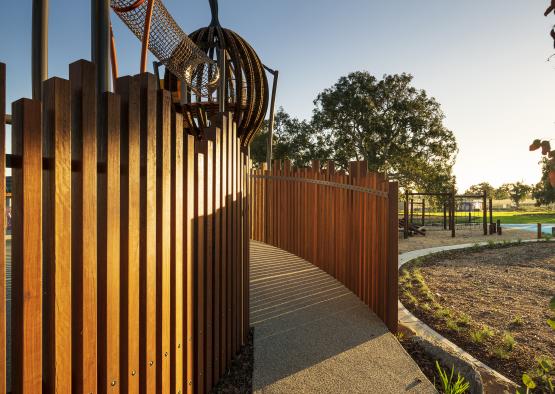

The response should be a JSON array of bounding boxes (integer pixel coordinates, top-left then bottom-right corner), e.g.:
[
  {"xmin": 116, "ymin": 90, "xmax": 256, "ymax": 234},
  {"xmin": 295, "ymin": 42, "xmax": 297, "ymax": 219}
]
[{"xmin": 111, "ymin": 0, "xmax": 220, "ymax": 96}]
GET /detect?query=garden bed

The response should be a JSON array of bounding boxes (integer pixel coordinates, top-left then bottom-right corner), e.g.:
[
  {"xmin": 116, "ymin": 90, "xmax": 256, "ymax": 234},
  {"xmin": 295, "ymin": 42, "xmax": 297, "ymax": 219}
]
[
  {"xmin": 399, "ymin": 241, "xmax": 554, "ymax": 390},
  {"xmin": 211, "ymin": 328, "xmax": 254, "ymax": 393}
]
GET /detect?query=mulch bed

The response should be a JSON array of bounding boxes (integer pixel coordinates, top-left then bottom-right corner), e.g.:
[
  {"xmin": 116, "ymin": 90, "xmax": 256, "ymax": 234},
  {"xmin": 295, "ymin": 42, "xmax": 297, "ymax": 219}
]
[
  {"xmin": 399, "ymin": 336, "xmax": 439, "ymax": 388},
  {"xmin": 400, "ymin": 241, "xmax": 555, "ymax": 389},
  {"xmin": 211, "ymin": 328, "xmax": 254, "ymax": 393}
]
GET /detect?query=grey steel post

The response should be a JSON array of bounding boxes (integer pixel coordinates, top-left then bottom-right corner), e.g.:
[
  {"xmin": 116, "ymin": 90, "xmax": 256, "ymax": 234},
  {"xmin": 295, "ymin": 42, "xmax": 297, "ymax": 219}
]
[
  {"xmin": 32, "ymin": 0, "xmax": 48, "ymax": 100},
  {"xmin": 92, "ymin": 0, "xmax": 111, "ymax": 93},
  {"xmin": 264, "ymin": 66, "xmax": 279, "ymax": 170}
]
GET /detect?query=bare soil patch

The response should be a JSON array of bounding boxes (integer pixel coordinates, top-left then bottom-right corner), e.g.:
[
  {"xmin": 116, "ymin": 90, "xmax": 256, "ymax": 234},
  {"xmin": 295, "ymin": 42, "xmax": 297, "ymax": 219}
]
[
  {"xmin": 398, "ymin": 228, "xmax": 535, "ymax": 254},
  {"xmin": 400, "ymin": 241, "xmax": 554, "ymax": 389}
]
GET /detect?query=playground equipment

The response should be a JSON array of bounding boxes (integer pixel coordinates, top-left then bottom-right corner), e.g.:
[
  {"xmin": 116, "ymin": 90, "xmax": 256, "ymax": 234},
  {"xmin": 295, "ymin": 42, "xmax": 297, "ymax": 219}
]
[
  {"xmin": 402, "ymin": 190, "xmax": 498, "ymax": 239},
  {"xmin": 111, "ymin": 0, "xmax": 220, "ymax": 94},
  {"xmin": 7, "ymin": 0, "xmax": 273, "ymax": 392},
  {"xmin": 163, "ymin": 0, "xmax": 269, "ymax": 145}
]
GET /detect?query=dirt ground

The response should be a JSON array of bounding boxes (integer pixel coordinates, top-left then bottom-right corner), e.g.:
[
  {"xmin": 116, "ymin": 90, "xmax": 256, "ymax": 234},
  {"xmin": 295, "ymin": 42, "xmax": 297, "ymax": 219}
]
[
  {"xmin": 399, "ymin": 227, "xmax": 536, "ymax": 253},
  {"xmin": 400, "ymin": 242, "xmax": 555, "ymax": 386}
]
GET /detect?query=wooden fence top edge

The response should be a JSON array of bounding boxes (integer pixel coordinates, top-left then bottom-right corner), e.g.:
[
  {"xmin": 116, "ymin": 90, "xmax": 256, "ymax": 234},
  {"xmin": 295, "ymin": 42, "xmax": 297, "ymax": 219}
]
[{"xmin": 250, "ymin": 174, "xmax": 389, "ymax": 198}]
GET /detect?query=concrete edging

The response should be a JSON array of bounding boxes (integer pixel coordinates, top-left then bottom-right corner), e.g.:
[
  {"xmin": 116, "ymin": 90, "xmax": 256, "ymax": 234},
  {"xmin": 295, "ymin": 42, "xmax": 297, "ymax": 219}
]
[{"xmin": 398, "ymin": 239, "xmax": 544, "ymax": 389}]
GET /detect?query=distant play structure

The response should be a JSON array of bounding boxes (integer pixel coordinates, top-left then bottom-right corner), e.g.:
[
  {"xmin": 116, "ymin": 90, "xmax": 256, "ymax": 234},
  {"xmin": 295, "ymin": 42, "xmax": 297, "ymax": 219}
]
[{"xmin": 401, "ymin": 190, "xmax": 500, "ymax": 239}]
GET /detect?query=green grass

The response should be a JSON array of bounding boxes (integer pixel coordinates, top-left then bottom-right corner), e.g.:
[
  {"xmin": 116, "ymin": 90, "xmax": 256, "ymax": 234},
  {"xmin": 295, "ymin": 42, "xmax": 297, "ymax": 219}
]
[{"xmin": 493, "ymin": 212, "xmax": 555, "ymax": 224}]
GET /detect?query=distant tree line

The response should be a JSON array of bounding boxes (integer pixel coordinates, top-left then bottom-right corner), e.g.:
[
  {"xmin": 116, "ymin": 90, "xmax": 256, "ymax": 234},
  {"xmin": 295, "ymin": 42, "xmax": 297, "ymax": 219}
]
[
  {"xmin": 251, "ymin": 72, "xmax": 458, "ymax": 194},
  {"xmin": 464, "ymin": 180, "xmax": 555, "ymax": 209}
]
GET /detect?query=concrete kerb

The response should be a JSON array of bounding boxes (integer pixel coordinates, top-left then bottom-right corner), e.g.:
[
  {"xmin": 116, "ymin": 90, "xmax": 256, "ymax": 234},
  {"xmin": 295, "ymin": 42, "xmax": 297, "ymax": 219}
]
[{"xmin": 398, "ymin": 239, "xmax": 544, "ymax": 390}]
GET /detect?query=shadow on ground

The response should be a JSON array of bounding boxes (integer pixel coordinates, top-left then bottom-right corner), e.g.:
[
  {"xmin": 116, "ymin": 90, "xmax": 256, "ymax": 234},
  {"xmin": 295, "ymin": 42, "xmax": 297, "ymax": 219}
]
[{"xmin": 250, "ymin": 241, "xmax": 435, "ymax": 394}]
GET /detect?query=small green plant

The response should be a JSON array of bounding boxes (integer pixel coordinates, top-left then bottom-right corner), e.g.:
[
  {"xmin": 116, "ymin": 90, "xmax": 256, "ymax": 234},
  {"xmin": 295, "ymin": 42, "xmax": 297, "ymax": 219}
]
[
  {"xmin": 548, "ymin": 296, "xmax": 555, "ymax": 330},
  {"xmin": 446, "ymin": 319, "xmax": 461, "ymax": 332},
  {"xmin": 435, "ymin": 361, "xmax": 470, "ymax": 394},
  {"xmin": 470, "ymin": 326, "xmax": 494, "ymax": 344},
  {"xmin": 403, "ymin": 290, "xmax": 419, "ymax": 306},
  {"xmin": 457, "ymin": 313, "xmax": 471, "ymax": 327},
  {"xmin": 502, "ymin": 332, "xmax": 516, "ymax": 352},
  {"xmin": 493, "ymin": 346, "xmax": 509, "ymax": 359},
  {"xmin": 511, "ymin": 315, "xmax": 525, "ymax": 327},
  {"xmin": 434, "ymin": 307, "xmax": 452, "ymax": 320},
  {"xmin": 517, "ymin": 297, "xmax": 555, "ymax": 393},
  {"xmin": 516, "ymin": 373, "xmax": 537, "ymax": 394},
  {"xmin": 517, "ymin": 361, "xmax": 554, "ymax": 394}
]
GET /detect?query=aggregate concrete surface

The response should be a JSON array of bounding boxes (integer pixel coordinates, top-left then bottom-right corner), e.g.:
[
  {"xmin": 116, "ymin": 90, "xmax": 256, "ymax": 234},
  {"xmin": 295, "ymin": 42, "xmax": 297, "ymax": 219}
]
[{"xmin": 250, "ymin": 241, "xmax": 436, "ymax": 393}]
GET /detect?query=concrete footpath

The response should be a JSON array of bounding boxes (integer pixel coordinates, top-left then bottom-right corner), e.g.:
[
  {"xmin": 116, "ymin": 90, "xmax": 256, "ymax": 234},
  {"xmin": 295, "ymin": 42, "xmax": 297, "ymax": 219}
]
[{"xmin": 250, "ymin": 241, "xmax": 436, "ymax": 394}]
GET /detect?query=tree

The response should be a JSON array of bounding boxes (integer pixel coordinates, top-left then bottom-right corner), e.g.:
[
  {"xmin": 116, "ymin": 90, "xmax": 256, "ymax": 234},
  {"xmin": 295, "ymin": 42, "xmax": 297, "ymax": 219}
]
[
  {"xmin": 312, "ymin": 72, "xmax": 458, "ymax": 192},
  {"xmin": 494, "ymin": 184, "xmax": 511, "ymax": 200},
  {"xmin": 464, "ymin": 182, "xmax": 495, "ymax": 197},
  {"xmin": 507, "ymin": 182, "xmax": 532, "ymax": 209},
  {"xmin": 533, "ymin": 158, "xmax": 555, "ymax": 206},
  {"xmin": 250, "ymin": 108, "xmax": 331, "ymax": 167}
]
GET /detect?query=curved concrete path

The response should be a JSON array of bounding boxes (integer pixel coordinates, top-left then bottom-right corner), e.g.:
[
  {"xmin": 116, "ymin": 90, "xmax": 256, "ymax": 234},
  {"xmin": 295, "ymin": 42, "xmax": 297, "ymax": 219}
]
[{"xmin": 250, "ymin": 241, "xmax": 436, "ymax": 393}]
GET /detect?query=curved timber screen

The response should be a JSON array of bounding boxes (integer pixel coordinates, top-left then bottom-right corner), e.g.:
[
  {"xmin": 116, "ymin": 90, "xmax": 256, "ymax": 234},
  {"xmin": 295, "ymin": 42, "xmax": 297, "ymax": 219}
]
[
  {"xmin": 0, "ymin": 61, "xmax": 249, "ymax": 393},
  {"xmin": 250, "ymin": 160, "xmax": 399, "ymax": 332}
]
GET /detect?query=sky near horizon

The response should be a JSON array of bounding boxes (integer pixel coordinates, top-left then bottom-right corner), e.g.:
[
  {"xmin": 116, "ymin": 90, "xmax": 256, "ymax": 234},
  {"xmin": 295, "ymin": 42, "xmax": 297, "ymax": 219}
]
[{"xmin": 1, "ymin": 0, "xmax": 554, "ymax": 191}]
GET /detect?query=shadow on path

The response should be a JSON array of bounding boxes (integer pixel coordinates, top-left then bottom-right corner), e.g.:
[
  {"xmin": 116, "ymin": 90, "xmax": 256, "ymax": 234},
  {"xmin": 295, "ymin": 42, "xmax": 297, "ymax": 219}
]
[{"xmin": 250, "ymin": 241, "xmax": 435, "ymax": 394}]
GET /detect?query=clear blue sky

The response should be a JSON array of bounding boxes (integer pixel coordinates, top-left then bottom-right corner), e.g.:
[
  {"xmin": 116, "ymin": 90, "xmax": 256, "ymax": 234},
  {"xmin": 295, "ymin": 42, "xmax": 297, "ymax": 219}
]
[{"xmin": 1, "ymin": 0, "xmax": 554, "ymax": 190}]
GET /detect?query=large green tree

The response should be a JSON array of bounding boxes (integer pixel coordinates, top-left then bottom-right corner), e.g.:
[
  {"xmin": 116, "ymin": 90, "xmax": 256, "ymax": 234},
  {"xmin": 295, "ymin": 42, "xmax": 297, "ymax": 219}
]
[
  {"xmin": 533, "ymin": 158, "xmax": 555, "ymax": 206},
  {"xmin": 507, "ymin": 182, "xmax": 532, "ymax": 209},
  {"xmin": 250, "ymin": 108, "xmax": 331, "ymax": 167},
  {"xmin": 464, "ymin": 182, "xmax": 495, "ymax": 197},
  {"xmin": 311, "ymin": 72, "xmax": 458, "ymax": 192}
]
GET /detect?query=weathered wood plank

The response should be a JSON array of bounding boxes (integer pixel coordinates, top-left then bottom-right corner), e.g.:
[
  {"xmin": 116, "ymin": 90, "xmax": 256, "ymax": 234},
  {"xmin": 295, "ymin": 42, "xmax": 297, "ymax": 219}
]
[
  {"xmin": 202, "ymin": 137, "xmax": 214, "ymax": 391},
  {"xmin": 206, "ymin": 126, "xmax": 221, "ymax": 381},
  {"xmin": 97, "ymin": 92, "xmax": 121, "ymax": 392},
  {"xmin": 12, "ymin": 98, "xmax": 42, "ymax": 392},
  {"xmin": 184, "ymin": 134, "xmax": 195, "ymax": 394},
  {"xmin": 194, "ymin": 140, "xmax": 206, "ymax": 394},
  {"xmin": 69, "ymin": 60, "xmax": 98, "ymax": 393},
  {"xmin": 219, "ymin": 116, "xmax": 228, "ymax": 373},
  {"xmin": 170, "ymin": 108, "xmax": 184, "ymax": 393},
  {"xmin": 43, "ymin": 77, "xmax": 72, "ymax": 393},
  {"xmin": 117, "ymin": 75, "xmax": 141, "ymax": 392},
  {"xmin": 139, "ymin": 73, "xmax": 158, "ymax": 393},
  {"xmin": 156, "ymin": 89, "xmax": 171, "ymax": 393}
]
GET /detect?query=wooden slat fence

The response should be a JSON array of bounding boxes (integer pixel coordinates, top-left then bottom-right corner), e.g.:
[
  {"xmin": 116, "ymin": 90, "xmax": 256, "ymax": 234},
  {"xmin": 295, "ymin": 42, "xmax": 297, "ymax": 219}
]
[
  {"xmin": 0, "ymin": 60, "xmax": 250, "ymax": 393},
  {"xmin": 250, "ymin": 160, "xmax": 398, "ymax": 332}
]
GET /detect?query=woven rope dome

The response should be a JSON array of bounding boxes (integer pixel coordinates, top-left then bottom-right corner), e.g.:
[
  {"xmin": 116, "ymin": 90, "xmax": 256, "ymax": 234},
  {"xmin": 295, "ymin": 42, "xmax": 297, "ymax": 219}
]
[{"xmin": 164, "ymin": 1, "xmax": 268, "ymax": 146}]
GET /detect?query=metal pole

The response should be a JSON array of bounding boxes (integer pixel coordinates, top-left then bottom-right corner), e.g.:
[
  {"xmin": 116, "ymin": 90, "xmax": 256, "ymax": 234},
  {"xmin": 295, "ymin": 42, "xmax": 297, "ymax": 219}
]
[
  {"xmin": 92, "ymin": 0, "xmax": 111, "ymax": 93},
  {"xmin": 32, "ymin": 0, "xmax": 48, "ymax": 100},
  {"xmin": 218, "ymin": 48, "xmax": 227, "ymax": 112},
  {"xmin": 451, "ymin": 189, "xmax": 456, "ymax": 238},
  {"xmin": 264, "ymin": 66, "xmax": 279, "ymax": 170},
  {"xmin": 404, "ymin": 191, "xmax": 409, "ymax": 239},
  {"xmin": 482, "ymin": 192, "xmax": 488, "ymax": 235}
]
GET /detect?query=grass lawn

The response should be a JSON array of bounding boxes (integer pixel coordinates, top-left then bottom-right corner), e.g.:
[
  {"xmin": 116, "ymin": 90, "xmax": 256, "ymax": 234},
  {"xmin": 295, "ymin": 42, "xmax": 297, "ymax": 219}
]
[
  {"xmin": 493, "ymin": 212, "xmax": 555, "ymax": 224},
  {"xmin": 403, "ymin": 211, "xmax": 555, "ymax": 224}
]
